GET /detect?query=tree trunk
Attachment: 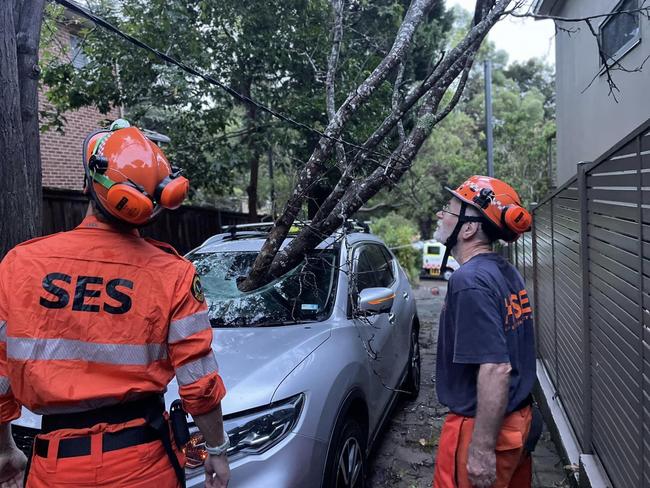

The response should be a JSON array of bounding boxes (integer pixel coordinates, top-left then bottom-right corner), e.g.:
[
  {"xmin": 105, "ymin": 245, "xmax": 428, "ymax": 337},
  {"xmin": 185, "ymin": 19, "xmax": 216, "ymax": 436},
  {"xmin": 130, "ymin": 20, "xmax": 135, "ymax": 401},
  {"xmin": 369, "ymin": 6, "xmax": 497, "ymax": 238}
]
[
  {"xmin": 16, "ymin": 0, "xmax": 45, "ymax": 236},
  {"xmin": 242, "ymin": 78, "xmax": 259, "ymax": 219},
  {"xmin": 419, "ymin": 216, "xmax": 433, "ymax": 240},
  {"xmin": 0, "ymin": 0, "xmax": 39, "ymax": 258}
]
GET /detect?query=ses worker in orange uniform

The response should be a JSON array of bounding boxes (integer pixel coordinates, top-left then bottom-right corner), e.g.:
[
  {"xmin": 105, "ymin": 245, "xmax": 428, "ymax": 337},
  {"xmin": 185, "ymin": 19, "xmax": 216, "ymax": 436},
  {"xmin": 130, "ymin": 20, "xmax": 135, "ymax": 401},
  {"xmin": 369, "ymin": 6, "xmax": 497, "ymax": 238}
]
[
  {"xmin": 0, "ymin": 120, "xmax": 229, "ymax": 488},
  {"xmin": 432, "ymin": 176, "xmax": 538, "ymax": 488}
]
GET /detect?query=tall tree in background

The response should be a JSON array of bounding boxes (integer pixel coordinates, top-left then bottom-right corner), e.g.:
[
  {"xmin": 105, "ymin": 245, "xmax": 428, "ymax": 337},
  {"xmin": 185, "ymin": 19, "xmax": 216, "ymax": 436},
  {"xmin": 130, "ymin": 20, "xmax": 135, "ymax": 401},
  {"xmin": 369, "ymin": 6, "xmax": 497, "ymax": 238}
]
[
  {"xmin": 41, "ymin": 0, "xmax": 451, "ymax": 218},
  {"xmin": 0, "ymin": 0, "xmax": 45, "ymax": 257},
  {"xmin": 382, "ymin": 7, "xmax": 555, "ymax": 239}
]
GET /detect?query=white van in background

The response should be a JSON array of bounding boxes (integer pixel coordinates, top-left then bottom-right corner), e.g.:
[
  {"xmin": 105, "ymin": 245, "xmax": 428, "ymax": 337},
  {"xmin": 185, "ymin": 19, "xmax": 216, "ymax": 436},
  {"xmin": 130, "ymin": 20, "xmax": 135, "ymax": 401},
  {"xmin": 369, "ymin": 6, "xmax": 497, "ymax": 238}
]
[{"xmin": 420, "ymin": 239, "xmax": 458, "ymax": 280}]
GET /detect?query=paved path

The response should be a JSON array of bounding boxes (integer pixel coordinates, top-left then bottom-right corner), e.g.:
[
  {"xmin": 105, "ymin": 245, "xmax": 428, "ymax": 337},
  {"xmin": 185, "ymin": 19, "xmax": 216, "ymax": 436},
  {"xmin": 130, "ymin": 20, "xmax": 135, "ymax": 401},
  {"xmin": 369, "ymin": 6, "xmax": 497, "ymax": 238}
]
[{"xmin": 367, "ymin": 282, "xmax": 572, "ymax": 488}]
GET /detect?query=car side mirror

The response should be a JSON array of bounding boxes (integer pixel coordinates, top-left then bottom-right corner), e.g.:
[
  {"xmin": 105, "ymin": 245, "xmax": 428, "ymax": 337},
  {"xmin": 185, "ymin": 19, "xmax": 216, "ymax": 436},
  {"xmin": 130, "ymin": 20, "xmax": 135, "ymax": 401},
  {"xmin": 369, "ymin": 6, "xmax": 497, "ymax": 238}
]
[{"xmin": 358, "ymin": 287, "xmax": 395, "ymax": 314}]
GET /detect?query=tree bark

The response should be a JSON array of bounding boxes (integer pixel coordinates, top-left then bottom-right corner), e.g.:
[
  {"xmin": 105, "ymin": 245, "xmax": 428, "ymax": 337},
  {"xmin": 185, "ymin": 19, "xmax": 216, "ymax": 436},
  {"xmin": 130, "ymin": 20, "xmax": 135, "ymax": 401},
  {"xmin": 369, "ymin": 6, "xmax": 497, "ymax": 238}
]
[
  {"xmin": 242, "ymin": 78, "xmax": 260, "ymax": 219},
  {"xmin": 419, "ymin": 216, "xmax": 433, "ymax": 240},
  {"xmin": 16, "ymin": 0, "xmax": 45, "ymax": 236},
  {"xmin": 326, "ymin": 0, "xmax": 346, "ymax": 167},
  {"xmin": 0, "ymin": 0, "xmax": 37, "ymax": 258}
]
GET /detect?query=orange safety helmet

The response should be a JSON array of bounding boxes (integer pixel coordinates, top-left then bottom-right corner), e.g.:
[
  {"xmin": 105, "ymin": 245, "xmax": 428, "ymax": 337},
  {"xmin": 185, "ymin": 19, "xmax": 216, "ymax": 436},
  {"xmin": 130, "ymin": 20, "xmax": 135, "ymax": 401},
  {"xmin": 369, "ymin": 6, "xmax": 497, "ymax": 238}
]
[
  {"xmin": 446, "ymin": 175, "xmax": 532, "ymax": 242},
  {"xmin": 82, "ymin": 119, "xmax": 189, "ymax": 226}
]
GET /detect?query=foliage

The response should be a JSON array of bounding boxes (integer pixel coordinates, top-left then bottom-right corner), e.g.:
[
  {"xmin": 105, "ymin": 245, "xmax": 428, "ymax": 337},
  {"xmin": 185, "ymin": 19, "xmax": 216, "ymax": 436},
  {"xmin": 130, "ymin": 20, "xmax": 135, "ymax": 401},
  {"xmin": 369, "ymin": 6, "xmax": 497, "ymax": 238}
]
[
  {"xmin": 371, "ymin": 213, "xmax": 421, "ymax": 283},
  {"xmin": 378, "ymin": 6, "xmax": 556, "ymax": 239},
  {"xmin": 39, "ymin": 0, "xmax": 452, "ymax": 211}
]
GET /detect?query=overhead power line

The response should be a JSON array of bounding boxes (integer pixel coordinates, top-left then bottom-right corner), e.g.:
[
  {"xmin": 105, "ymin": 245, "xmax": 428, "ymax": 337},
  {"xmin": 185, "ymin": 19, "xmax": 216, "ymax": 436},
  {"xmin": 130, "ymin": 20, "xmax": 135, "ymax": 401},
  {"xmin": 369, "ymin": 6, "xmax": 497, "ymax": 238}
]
[{"xmin": 52, "ymin": 0, "xmax": 398, "ymax": 163}]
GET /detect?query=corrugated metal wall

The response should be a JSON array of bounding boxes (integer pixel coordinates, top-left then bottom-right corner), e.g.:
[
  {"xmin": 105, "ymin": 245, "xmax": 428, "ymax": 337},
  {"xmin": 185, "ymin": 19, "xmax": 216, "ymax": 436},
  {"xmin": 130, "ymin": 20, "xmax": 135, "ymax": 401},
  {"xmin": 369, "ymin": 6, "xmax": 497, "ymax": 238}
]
[{"xmin": 507, "ymin": 120, "xmax": 650, "ymax": 488}]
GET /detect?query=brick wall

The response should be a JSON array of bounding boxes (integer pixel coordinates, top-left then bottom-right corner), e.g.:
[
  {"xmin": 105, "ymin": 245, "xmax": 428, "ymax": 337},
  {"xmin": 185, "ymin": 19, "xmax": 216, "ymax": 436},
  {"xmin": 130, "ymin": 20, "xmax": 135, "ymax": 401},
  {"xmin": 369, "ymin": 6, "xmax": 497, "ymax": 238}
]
[{"xmin": 39, "ymin": 20, "xmax": 121, "ymax": 190}]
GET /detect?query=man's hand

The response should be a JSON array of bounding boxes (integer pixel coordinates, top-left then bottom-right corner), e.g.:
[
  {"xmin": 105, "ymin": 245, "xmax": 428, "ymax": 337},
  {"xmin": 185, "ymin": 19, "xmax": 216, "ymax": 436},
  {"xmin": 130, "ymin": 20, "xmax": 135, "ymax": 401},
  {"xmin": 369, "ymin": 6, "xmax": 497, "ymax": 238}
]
[
  {"xmin": 468, "ymin": 362, "xmax": 510, "ymax": 488},
  {"xmin": 0, "ymin": 446, "xmax": 26, "ymax": 488},
  {"xmin": 467, "ymin": 442, "xmax": 496, "ymax": 488},
  {"xmin": 205, "ymin": 453, "xmax": 230, "ymax": 488}
]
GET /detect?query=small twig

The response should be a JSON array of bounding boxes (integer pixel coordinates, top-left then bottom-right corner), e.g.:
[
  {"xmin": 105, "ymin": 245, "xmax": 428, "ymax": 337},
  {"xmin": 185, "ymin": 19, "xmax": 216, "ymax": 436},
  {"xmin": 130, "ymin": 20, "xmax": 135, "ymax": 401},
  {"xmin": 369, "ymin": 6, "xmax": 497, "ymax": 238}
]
[{"xmin": 583, "ymin": 19, "xmax": 619, "ymax": 102}]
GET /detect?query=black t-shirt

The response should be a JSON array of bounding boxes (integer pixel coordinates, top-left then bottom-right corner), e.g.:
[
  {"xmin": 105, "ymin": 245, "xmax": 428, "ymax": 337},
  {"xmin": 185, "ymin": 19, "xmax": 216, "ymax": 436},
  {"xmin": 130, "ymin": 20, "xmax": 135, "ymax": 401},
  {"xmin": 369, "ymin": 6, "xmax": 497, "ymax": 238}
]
[{"xmin": 435, "ymin": 252, "xmax": 536, "ymax": 417}]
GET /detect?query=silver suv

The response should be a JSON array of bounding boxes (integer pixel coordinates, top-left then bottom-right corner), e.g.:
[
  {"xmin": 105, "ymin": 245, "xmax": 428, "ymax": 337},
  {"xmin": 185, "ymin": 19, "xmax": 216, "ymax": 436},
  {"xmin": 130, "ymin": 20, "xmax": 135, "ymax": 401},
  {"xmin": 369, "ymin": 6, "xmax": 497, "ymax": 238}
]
[{"xmin": 12, "ymin": 223, "xmax": 420, "ymax": 488}]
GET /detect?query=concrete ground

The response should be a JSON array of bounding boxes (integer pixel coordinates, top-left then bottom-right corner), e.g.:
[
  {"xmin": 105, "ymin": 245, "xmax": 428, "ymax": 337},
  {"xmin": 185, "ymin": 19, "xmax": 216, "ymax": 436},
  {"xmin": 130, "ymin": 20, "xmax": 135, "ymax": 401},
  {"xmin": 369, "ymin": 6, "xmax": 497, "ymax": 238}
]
[{"xmin": 367, "ymin": 282, "xmax": 573, "ymax": 488}]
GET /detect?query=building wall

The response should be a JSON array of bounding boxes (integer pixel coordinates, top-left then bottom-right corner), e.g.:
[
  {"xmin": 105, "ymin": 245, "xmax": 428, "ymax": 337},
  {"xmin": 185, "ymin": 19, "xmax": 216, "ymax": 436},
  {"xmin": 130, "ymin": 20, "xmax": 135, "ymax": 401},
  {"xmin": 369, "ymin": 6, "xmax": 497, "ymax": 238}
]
[
  {"xmin": 39, "ymin": 20, "xmax": 120, "ymax": 190},
  {"xmin": 40, "ymin": 97, "xmax": 120, "ymax": 190},
  {"xmin": 554, "ymin": 0, "xmax": 650, "ymax": 184}
]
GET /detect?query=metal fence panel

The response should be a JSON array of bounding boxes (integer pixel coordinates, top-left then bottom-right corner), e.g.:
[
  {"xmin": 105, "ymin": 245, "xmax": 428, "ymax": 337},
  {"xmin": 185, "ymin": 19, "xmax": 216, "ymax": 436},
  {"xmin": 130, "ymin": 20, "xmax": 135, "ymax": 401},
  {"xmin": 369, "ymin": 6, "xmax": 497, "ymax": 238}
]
[
  {"xmin": 534, "ymin": 202, "xmax": 557, "ymax": 383},
  {"xmin": 588, "ymin": 142, "xmax": 643, "ymax": 488},
  {"xmin": 503, "ymin": 122, "xmax": 650, "ymax": 487},
  {"xmin": 552, "ymin": 187, "xmax": 583, "ymax": 444}
]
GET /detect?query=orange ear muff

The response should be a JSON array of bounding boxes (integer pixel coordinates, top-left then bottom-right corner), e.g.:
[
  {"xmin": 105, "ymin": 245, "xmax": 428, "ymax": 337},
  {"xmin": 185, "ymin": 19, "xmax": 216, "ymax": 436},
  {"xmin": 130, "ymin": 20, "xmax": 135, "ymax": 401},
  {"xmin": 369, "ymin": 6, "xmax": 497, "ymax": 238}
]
[
  {"xmin": 156, "ymin": 176, "xmax": 189, "ymax": 210},
  {"xmin": 105, "ymin": 183, "xmax": 154, "ymax": 225},
  {"xmin": 503, "ymin": 206, "xmax": 532, "ymax": 234}
]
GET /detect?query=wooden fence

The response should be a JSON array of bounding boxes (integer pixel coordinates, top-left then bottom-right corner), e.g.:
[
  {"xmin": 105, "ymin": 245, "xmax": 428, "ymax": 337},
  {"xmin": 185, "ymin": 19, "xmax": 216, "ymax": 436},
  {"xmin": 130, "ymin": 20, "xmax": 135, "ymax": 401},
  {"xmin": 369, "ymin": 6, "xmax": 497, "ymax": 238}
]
[{"xmin": 42, "ymin": 188, "xmax": 259, "ymax": 254}]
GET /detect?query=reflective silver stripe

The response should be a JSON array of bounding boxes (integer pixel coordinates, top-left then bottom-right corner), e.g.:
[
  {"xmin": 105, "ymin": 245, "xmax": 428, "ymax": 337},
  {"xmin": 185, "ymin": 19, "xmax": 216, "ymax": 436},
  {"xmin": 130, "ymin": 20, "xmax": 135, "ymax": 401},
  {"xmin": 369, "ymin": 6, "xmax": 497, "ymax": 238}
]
[
  {"xmin": 6, "ymin": 337, "xmax": 167, "ymax": 365},
  {"xmin": 0, "ymin": 321, "xmax": 6, "ymax": 342},
  {"xmin": 168, "ymin": 310, "xmax": 210, "ymax": 344},
  {"xmin": 0, "ymin": 376, "xmax": 10, "ymax": 395},
  {"xmin": 175, "ymin": 353, "xmax": 219, "ymax": 386}
]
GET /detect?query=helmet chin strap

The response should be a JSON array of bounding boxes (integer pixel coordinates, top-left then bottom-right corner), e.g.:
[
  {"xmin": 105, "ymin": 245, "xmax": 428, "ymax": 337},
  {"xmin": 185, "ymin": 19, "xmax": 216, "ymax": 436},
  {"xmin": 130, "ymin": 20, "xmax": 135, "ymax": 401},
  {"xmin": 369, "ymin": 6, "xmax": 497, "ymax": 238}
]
[{"xmin": 440, "ymin": 202, "xmax": 484, "ymax": 273}]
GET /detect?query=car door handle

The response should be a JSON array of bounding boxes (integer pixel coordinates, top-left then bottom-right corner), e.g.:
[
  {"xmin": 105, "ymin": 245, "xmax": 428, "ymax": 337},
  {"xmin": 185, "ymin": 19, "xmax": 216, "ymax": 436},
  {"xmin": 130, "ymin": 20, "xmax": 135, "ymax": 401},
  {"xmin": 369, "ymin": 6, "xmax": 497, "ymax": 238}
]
[
  {"xmin": 388, "ymin": 313, "xmax": 396, "ymax": 325},
  {"xmin": 403, "ymin": 292, "xmax": 409, "ymax": 301}
]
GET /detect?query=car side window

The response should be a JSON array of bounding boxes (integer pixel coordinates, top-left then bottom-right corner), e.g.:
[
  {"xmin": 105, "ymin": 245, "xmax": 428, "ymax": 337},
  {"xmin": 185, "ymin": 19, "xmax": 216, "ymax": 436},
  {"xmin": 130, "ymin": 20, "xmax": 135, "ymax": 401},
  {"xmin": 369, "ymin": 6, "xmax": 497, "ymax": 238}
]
[
  {"xmin": 366, "ymin": 244, "xmax": 395, "ymax": 288},
  {"xmin": 379, "ymin": 246, "xmax": 396, "ymax": 279},
  {"xmin": 355, "ymin": 248, "xmax": 379, "ymax": 292}
]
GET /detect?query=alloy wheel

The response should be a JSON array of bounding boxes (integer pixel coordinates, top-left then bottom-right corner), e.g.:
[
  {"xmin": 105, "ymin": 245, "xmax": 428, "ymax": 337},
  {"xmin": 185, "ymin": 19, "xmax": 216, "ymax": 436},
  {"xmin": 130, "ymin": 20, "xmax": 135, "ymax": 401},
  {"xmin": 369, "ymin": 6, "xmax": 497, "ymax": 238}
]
[{"xmin": 336, "ymin": 437, "xmax": 363, "ymax": 488}]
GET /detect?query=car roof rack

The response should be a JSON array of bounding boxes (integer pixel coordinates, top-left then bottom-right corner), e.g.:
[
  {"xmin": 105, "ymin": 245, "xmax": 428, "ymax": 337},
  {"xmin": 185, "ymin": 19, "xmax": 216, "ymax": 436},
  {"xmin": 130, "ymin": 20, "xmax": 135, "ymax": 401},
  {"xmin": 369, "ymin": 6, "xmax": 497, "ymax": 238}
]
[
  {"xmin": 223, "ymin": 222, "xmax": 275, "ymax": 239},
  {"xmin": 342, "ymin": 219, "xmax": 371, "ymax": 233},
  {"xmin": 219, "ymin": 219, "xmax": 371, "ymax": 241}
]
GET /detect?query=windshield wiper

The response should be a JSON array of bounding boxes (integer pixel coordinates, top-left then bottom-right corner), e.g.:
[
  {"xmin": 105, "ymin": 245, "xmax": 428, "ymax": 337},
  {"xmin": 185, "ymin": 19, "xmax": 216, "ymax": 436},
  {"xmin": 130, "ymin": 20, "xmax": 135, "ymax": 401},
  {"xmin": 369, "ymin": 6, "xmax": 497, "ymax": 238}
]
[
  {"xmin": 256, "ymin": 319, "xmax": 320, "ymax": 327},
  {"xmin": 210, "ymin": 317, "xmax": 254, "ymax": 328}
]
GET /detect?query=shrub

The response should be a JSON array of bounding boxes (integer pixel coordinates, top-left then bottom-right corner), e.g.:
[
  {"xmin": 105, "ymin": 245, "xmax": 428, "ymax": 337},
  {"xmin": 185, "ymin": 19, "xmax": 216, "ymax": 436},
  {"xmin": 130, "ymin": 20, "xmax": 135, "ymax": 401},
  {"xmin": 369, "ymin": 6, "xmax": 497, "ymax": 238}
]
[{"xmin": 370, "ymin": 213, "xmax": 421, "ymax": 284}]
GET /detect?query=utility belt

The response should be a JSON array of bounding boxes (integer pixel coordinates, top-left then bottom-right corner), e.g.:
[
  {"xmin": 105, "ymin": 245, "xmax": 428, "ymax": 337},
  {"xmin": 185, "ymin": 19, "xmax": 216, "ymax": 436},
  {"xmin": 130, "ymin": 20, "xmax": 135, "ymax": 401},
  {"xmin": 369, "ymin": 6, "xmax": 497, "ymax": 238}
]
[{"xmin": 36, "ymin": 395, "xmax": 190, "ymax": 487}]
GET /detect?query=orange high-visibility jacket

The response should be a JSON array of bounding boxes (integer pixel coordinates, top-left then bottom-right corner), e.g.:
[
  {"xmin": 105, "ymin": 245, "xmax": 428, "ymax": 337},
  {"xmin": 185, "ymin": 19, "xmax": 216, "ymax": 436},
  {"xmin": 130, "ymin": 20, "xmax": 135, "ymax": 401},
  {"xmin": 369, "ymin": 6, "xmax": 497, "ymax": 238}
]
[{"xmin": 0, "ymin": 215, "xmax": 226, "ymax": 422}]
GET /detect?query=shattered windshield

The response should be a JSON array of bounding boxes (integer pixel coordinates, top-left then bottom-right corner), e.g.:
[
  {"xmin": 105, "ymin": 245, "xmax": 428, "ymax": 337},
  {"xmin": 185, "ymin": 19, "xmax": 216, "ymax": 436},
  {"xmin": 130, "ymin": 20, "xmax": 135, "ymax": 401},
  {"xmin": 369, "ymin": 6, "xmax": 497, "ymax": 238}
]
[{"xmin": 188, "ymin": 250, "xmax": 338, "ymax": 327}]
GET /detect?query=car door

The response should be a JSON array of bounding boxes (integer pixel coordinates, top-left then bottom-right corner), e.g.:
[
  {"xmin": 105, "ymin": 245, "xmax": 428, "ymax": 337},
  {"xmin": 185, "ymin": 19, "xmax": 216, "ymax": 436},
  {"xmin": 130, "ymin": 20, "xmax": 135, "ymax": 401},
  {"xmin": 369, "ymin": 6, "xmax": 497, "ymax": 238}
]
[
  {"xmin": 380, "ymin": 246, "xmax": 413, "ymax": 378},
  {"xmin": 351, "ymin": 243, "xmax": 401, "ymax": 411}
]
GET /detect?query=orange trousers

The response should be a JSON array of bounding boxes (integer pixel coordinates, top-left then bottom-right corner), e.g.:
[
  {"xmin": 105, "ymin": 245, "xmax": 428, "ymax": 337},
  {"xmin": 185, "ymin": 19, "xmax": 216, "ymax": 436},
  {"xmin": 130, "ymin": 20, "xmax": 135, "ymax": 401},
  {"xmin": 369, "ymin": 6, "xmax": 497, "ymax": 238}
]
[
  {"xmin": 433, "ymin": 406, "xmax": 532, "ymax": 488},
  {"xmin": 26, "ymin": 422, "xmax": 183, "ymax": 488}
]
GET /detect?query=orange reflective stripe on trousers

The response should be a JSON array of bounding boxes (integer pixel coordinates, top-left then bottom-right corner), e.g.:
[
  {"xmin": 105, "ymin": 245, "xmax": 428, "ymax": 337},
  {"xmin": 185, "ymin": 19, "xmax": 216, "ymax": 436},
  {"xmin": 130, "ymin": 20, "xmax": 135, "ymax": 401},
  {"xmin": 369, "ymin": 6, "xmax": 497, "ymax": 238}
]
[{"xmin": 433, "ymin": 406, "xmax": 532, "ymax": 488}]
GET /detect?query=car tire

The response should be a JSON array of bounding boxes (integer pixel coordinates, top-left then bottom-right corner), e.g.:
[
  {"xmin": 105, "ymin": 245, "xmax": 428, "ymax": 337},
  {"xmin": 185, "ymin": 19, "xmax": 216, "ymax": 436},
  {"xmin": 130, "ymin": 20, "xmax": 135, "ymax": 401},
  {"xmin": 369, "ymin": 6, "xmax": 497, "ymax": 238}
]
[
  {"xmin": 442, "ymin": 268, "xmax": 453, "ymax": 281},
  {"xmin": 323, "ymin": 416, "xmax": 367, "ymax": 488},
  {"xmin": 402, "ymin": 323, "xmax": 421, "ymax": 400}
]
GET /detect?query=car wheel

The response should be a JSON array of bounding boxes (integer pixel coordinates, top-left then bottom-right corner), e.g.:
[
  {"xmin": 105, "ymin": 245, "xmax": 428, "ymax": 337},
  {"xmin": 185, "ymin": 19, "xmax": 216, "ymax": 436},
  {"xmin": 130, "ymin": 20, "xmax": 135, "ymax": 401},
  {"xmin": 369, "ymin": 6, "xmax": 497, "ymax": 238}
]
[
  {"xmin": 442, "ymin": 269, "xmax": 453, "ymax": 281},
  {"xmin": 402, "ymin": 324, "xmax": 421, "ymax": 400},
  {"xmin": 324, "ymin": 417, "xmax": 366, "ymax": 488}
]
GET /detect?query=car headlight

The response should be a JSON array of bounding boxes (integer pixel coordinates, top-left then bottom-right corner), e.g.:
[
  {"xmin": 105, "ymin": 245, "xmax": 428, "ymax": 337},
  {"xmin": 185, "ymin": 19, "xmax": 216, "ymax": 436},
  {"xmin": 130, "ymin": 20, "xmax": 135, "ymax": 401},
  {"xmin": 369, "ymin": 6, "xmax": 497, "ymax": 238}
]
[{"xmin": 183, "ymin": 393, "xmax": 304, "ymax": 469}]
